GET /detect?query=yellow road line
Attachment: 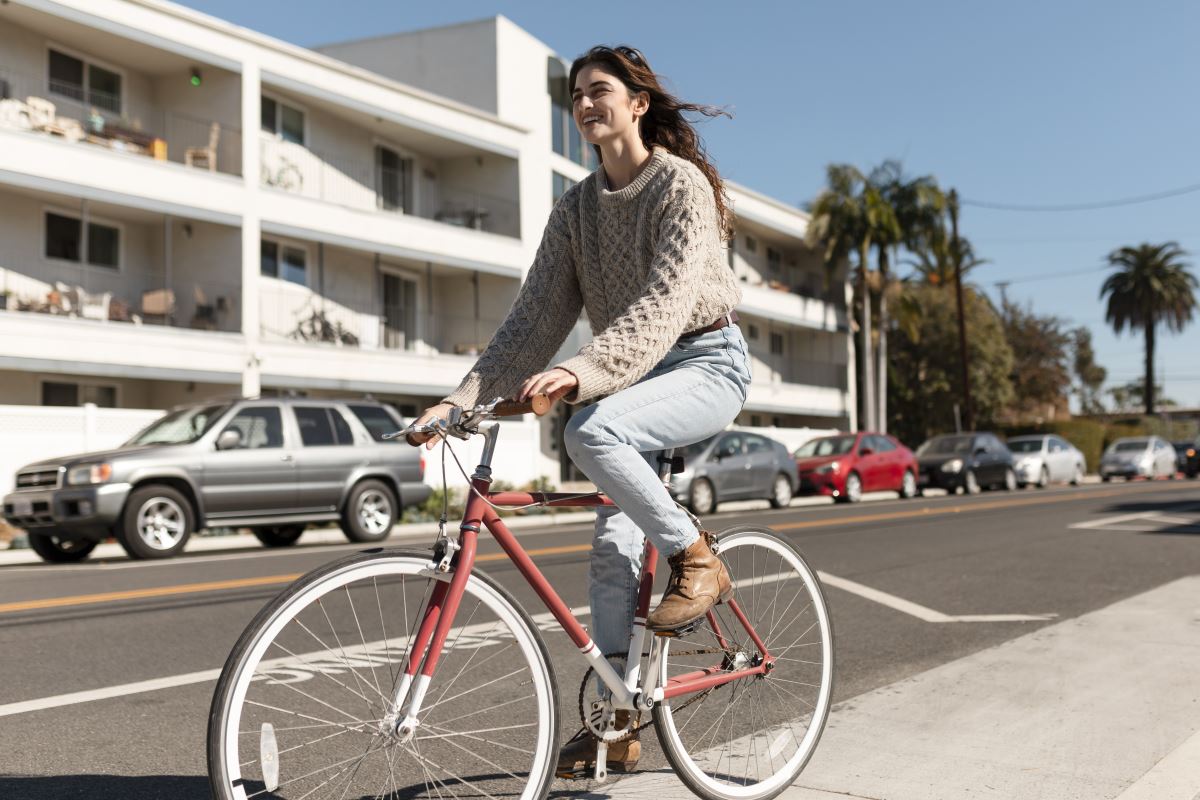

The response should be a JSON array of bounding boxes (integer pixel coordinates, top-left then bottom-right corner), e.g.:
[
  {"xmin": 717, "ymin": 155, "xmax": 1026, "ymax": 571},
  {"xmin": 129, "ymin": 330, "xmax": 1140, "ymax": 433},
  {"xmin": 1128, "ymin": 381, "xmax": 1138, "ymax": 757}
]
[{"xmin": 4, "ymin": 481, "xmax": 1190, "ymax": 614}]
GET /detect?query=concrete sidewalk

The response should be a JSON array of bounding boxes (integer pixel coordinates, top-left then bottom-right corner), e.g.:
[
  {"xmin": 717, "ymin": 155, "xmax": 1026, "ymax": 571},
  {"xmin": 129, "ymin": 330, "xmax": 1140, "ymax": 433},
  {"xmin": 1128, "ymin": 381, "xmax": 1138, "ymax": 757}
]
[{"xmin": 601, "ymin": 575, "xmax": 1200, "ymax": 800}]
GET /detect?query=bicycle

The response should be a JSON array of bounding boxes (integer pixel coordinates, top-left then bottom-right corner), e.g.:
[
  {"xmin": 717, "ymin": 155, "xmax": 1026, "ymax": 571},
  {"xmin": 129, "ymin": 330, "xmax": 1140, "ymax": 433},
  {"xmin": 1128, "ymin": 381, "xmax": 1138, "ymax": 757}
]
[{"xmin": 207, "ymin": 392, "xmax": 834, "ymax": 800}]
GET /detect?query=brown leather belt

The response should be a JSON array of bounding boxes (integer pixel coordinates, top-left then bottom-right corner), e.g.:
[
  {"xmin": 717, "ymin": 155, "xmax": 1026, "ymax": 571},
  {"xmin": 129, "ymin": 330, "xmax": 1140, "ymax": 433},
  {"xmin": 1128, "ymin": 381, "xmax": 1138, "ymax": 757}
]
[{"xmin": 678, "ymin": 311, "xmax": 739, "ymax": 341}]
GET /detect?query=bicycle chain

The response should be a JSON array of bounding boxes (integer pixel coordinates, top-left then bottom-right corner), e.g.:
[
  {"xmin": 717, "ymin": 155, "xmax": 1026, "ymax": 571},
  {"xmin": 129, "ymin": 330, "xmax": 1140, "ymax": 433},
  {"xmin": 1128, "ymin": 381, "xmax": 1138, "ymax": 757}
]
[{"xmin": 576, "ymin": 649, "xmax": 730, "ymax": 743}]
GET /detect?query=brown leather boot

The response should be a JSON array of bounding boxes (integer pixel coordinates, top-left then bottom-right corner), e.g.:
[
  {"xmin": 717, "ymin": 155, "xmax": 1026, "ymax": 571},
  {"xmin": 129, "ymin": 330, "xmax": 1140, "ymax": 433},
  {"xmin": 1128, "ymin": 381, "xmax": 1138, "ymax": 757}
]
[
  {"xmin": 646, "ymin": 532, "xmax": 732, "ymax": 632},
  {"xmin": 554, "ymin": 712, "xmax": 640, "ymax": 779}
]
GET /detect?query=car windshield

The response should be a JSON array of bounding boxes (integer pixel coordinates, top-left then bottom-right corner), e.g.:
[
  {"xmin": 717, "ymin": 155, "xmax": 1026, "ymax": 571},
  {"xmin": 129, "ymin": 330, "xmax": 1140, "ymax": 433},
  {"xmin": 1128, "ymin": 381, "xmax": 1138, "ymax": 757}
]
[
  {"xmin": 1111, "ymin": 440, "xmax": 1149, "ymax": 453},
  {"xmin": 794, "ymin": 435, "xmax": 856, "ymax": 458},
  {"xmin": 1174, "ymin": 443, "xmax": 1192, "ymax": 453},
  {"xmin": 917, "ymin": 435, "xmax": 974, "ymax": 456},
  {"xmin": 1008, "ymin": 439, "xmax": 1045, "ymax": 453},
  {"xmin": 126, "ymin": 404, "xmax": 229, "ymax": 445}
]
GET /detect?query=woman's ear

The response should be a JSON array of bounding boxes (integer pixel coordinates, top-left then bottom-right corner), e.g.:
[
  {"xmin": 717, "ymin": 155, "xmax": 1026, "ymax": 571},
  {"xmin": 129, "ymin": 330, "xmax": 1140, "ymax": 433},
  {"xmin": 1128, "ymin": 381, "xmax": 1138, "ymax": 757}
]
[{"xmin": 631, "ymin": 90, "xmax": 650, "ymax": 120}]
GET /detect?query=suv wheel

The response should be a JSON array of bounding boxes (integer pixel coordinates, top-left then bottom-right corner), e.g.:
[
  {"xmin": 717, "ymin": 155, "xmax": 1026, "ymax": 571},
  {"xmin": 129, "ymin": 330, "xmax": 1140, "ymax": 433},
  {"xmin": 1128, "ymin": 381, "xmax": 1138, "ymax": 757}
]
[
  {"xmin": 117, "ymin": 485, "xmax": 194, "ymax": 559},
  {"xmin": 251, "ymin": 524, "xmax": 306, "ymax": 548},
  {"xmin": 29, "ymin": 534, "xmax": 97, "ymax": 563},
  {"xmin": 340, "ymin": 480, "xmax": 396, "ymax": 543}
]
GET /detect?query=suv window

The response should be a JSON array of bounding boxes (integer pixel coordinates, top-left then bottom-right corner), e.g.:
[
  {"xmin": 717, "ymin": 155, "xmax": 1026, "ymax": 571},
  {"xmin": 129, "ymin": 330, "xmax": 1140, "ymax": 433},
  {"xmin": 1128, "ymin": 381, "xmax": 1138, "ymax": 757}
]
[
  {"xmin": 295, "ymin": 406, "xmax": 350, "ymax": 447},
  {"xmin": 348, "ymin": 404, "xmax": 403, "ymax": 443},
  {"xmin": 223, "ymin": 406, "xmax": 283, "ymax": 449},
  {"xmin": 716, "ymin": 434, "xmax": 745, "ymax": 458},
  {"xmin": 330, "ymin": 407, "xmax": 354, "ymax": 444}
]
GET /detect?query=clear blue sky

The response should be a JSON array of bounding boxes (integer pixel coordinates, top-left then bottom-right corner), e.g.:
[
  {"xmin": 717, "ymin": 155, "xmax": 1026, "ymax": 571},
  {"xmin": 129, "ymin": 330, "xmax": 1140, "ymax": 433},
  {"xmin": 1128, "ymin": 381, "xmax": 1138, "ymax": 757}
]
[{"xmin": 179, "ymin": 0, "xmax": 1200, "ymax": 408}]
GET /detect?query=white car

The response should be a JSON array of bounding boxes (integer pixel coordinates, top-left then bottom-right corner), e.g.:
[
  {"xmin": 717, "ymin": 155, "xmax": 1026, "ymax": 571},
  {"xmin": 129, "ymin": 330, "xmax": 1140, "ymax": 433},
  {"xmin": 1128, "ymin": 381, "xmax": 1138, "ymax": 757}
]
[
  {"xmin": 1099, "ymin": 436, "xmax": 1177, "ymax": 481},
  {"xmin": 1008, "ymin": 434, "xmax": 1086, "ymax": 487}
]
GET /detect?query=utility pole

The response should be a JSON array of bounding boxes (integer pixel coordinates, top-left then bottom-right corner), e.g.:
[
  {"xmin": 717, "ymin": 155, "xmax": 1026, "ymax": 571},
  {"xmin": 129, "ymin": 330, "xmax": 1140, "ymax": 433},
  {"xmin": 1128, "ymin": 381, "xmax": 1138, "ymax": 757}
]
[{"xmin": 949, "ymin": 189, "xmax": 973, "ymax": 430}]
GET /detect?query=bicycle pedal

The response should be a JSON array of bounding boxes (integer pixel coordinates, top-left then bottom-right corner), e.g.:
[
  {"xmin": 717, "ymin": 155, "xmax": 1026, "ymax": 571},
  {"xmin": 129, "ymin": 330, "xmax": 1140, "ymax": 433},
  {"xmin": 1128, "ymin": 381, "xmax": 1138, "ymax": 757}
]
[{"xmin": 654, "ymin": 619, "xmax": 702, "ymax": 638}]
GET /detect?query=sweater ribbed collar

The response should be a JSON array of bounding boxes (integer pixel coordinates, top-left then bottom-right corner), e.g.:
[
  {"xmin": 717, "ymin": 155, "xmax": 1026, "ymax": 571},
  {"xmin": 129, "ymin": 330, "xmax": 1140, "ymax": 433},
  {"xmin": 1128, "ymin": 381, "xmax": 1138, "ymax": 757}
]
[{"xmin": 596, "ymin": 147, "xmax": 667, "ymax": 203}]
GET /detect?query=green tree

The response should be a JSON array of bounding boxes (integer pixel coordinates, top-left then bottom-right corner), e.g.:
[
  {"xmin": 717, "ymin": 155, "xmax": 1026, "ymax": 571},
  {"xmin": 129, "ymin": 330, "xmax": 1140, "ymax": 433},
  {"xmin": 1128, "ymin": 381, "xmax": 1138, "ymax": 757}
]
[
  {"xmin": 1071, "ymin": 327, "xmax": 1107, "ymax": 414},
  {"xmin": 1100, "ymin": 242, "xmax": 1197, "ymax": 415},
  {"xmin": 807, "ymin": 164, "xmax": 889, "ymax": 430},
  {"xmin": 1109, "ymin": 380, "xmax": 1174, "ymax": 412},
  {"xmin": 887, "ymin": 282, "xmax": 1014, "ymax": 444},
  {"xmin": 1002, "ymin": 301, "xmax": 1072, "ymax": 419}
]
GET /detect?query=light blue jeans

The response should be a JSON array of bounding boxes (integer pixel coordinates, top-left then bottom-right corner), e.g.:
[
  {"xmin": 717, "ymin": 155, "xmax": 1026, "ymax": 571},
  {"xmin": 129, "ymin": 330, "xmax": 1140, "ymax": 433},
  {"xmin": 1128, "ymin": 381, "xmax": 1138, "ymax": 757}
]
[{"xmin": 563, "ymin": 324, "xmax": 752, "ymax": 657}]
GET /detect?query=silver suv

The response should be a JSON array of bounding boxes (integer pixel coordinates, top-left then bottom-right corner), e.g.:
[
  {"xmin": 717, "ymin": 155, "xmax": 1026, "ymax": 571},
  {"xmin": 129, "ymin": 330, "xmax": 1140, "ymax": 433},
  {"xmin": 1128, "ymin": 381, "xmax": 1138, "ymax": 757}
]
[{"xmin": 2, "ymin": 397, "xmax": 430, "ymax": 562}]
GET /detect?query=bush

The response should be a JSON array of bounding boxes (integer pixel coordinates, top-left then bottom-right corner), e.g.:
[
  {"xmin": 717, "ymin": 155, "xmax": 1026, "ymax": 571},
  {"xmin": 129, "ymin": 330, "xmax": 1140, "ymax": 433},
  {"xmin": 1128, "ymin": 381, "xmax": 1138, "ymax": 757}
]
[{"xmin": 999, "ymin": 419, "xmax": 1106, "ymax": 473}]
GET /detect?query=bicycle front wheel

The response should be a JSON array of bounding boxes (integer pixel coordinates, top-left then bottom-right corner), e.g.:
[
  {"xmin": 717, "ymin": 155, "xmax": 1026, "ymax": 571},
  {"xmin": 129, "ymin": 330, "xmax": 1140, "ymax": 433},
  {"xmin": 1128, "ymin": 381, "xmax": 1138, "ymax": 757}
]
[
  {"xmin": 653, "ymin": 526, "xmax": 834, "ymax": 800},
  {"xmin": 208, "ymin": 549, "xmax": 559, "ymax": 800}
]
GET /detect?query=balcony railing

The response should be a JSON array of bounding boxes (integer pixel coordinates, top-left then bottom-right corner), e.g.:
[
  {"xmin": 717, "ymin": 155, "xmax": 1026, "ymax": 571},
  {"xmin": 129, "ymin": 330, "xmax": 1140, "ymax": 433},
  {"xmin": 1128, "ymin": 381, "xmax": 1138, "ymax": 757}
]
[
  {"xmin": 258, "ymin": 140, "xmax": 520, "ymax": 237},
  {"xmin": 0, "ymin": 263, "xmax": 240, "ymax": 334},
  {"xmin": 752, "ymin": 354, "xmax": 849, "ymax": 391},
  {"xmin": 0, "ymin": 67, "xmax": 242, "ymax": 176},
  {"xmin": 257, "ymin": 284, "xmax": 505, "ymax": 355}
]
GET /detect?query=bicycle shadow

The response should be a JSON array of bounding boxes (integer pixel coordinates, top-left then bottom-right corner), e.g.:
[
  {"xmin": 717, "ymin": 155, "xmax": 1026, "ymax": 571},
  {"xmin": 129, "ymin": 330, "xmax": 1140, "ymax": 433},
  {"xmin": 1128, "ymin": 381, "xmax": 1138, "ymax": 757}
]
[{"xmin": 0, "ymin": 774, "xmax": 210, "ymax": 799}]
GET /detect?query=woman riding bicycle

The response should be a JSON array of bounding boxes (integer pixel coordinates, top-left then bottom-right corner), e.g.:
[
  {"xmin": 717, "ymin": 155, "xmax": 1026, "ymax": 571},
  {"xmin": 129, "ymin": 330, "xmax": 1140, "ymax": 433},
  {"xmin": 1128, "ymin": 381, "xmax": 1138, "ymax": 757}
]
[{"xmin": 412, "ymin": 44, "xmax": 751, "ymax": 777}]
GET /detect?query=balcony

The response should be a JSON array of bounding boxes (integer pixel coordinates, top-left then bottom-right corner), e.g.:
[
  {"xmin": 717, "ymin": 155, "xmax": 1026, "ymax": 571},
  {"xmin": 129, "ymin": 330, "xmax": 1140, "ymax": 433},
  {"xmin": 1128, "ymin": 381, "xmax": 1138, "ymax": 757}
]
[
  {"xmin": 738, "ymin": 282, "xmax": 847, "ymax": 332},
  {"xmin": 0, "ymin": 187, "xmax": 242, "ymax": 345},
  {"xmin": 0, "ymin": 66, "xmax": 242, "ymax": 178}
]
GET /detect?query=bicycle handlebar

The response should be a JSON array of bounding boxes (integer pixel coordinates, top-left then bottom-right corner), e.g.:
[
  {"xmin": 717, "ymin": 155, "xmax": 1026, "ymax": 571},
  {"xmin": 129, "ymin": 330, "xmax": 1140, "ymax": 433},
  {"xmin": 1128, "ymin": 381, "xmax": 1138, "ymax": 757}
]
[{"xmin": 394, "ymin": 387, "xmax": 571, "ymax": 446}]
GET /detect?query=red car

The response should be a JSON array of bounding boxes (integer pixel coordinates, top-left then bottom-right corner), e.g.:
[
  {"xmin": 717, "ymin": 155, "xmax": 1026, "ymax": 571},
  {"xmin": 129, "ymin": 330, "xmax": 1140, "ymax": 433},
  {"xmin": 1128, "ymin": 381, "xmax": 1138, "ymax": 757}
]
[{"xmin": 794, "ymin": 432, "xmax": 919, "ymax": 503}]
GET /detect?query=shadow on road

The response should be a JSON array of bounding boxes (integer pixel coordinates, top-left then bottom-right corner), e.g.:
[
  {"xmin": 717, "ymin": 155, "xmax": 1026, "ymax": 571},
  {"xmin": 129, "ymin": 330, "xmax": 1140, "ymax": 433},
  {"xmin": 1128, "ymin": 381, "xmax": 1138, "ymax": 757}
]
[
  {"xmin": 0, "ymin": 774, "xmax": 209, "ymax": 799},
  {"xmin": 1090, "ymin": 497, "xmax": 1200, "ymax": 536}
]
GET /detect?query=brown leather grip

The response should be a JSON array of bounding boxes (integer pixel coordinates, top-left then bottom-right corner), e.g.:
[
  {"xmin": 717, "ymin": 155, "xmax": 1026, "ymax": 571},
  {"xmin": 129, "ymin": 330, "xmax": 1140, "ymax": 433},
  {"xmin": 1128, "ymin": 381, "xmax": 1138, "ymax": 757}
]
[
  {"xmin": 405, "ymin": 432, "xmax": 425, "ymax": 447},
  {"xmin": 493, "ymin": 387, "xmax": 569, "ymax": 417}
]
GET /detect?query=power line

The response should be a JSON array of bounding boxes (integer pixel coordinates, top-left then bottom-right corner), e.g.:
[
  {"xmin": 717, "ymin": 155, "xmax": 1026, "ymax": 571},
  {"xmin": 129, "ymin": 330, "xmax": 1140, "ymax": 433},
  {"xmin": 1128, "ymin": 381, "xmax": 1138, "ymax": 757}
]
[
  {"xmin": 989, "ymin": 265, "xmax": 1109, "ymax": 285},
  {"xmin": 962, "ymin": 181, "xmax": 1200, "ymax": 212}
]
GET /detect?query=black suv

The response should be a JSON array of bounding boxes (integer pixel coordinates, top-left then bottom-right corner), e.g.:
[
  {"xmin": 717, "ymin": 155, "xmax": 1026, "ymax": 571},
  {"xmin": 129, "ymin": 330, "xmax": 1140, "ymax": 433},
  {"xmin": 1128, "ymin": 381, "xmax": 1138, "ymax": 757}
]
[{"xmin": 2, "ymin": 397, "xmax": 430, "ymax": 562}]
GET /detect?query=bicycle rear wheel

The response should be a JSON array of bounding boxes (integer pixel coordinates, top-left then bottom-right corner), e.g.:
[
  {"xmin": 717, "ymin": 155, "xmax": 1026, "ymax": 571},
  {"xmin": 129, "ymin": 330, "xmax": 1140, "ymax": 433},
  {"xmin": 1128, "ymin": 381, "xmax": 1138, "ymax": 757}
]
[
  {"xmin": 652, "ymin": 526, "xmax": 834, "ymax": 800},
  {"xmin": 208, "ymin": 548, "xmax": 559, "ymax": 800}
]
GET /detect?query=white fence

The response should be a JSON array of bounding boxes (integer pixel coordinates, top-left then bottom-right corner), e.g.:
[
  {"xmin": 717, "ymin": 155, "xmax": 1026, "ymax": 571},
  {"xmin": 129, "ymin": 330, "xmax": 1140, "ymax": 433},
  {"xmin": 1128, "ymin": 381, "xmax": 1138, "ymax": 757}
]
[{"xmin": 0, "ymin": 404, "xmax": 164, "ymax": 495}]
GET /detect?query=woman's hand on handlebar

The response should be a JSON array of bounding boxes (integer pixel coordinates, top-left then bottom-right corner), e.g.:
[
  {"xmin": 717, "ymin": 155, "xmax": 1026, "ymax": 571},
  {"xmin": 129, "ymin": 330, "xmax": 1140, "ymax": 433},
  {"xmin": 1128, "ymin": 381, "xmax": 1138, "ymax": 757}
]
[
  {"xmin": 518, "ymin": 368, "xmax": 578, "ymax": 403},
  {"xmin": 409, "ymin": 402, "xmax": 457, "ymax": 449}
]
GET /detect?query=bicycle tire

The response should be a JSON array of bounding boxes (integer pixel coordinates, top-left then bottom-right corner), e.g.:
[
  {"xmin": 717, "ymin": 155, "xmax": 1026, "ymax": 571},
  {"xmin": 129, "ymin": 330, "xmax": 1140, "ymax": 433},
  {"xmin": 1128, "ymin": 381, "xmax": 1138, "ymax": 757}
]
[
  {"xmin": 207, "ymin": 548, "xmax": 560, "ymax": 800},
  {"xmin": 652, "ymin": 526, "xmax": 834, "ymax": 800}
]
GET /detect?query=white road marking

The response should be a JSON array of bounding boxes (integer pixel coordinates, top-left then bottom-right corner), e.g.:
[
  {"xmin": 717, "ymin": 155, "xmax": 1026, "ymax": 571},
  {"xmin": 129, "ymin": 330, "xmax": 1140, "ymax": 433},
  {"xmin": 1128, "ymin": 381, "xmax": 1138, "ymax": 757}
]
[
  {"xmin": 1070, "ymin": 511, "xmax": 1159, "ymax": 529},
  {"xmin": 817, "ymin": 571, "xmax": 1055, "ymax": 623},
  {"xmin": 0, "ymin": 604, "xmax": 590, "ymax": 718},
  {"xmin": 1114, "ymin": 725, "xmax": 1200, "ymax": 800}
]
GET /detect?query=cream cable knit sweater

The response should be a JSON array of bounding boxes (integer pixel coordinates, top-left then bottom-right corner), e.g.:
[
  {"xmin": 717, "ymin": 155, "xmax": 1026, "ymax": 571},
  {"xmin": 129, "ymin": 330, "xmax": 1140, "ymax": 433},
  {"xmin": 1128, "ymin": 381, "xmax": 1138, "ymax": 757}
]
[{"xmin": 443, "ymin": 148, "xmax": 742, "ymax": 409}]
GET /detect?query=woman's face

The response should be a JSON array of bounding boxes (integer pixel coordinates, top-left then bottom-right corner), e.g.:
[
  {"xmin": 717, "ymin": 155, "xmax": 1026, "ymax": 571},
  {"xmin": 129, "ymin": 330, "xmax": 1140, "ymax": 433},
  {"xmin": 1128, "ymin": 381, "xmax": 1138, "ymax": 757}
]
[{"xmin": 572, "ymin": 64, "xmax": 648, "ymax": 145}]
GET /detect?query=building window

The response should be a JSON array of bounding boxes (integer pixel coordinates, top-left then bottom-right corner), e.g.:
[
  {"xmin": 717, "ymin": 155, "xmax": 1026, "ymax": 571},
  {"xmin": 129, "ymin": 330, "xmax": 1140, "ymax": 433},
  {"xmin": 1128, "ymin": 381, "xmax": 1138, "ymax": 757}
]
[
  {"xmin": 767, "ymin": 247, "xmax": 782, "ymax": 273},
  {"xmin": 770, "ymin": 331, "xmax": 784, "ymax": 355},
  {"xmin": 48, "ymin": 49, "xmax": 122, "ymax": 114},
  {"xmin": 376, "ymin": 145, "xmax": 413, "ymax": 213},
  {"xmin": 745, "ymin": 235, "xmax": 758, "ymax": 254},
  {"xmin": 750, "ymin": 414, "xmax": 762, "ymax": 427},
  {"xmin": 747, "ymin": 323, "xmax": 759, "ymax": 340},
  {"xmin": 45, "ymin": 211, "xmax": 119, "ymax": 269},
  {"xmin": 547, "ymin": 57, "xmax": 596, "ymax": 169},
  {"xmin": 261, "ymin": 95, "xmax": 305, "ymax": 145},
  {"xmin": 42, "ymin": 381, "xmax": 117, "ymax": 407},
  {"xmin": 552, "ymin": 172, "xmax": 577, "ymax": 203},
  {"xmin": 260, "ymin": 239, "xmax": 307, "ymax": 286}
]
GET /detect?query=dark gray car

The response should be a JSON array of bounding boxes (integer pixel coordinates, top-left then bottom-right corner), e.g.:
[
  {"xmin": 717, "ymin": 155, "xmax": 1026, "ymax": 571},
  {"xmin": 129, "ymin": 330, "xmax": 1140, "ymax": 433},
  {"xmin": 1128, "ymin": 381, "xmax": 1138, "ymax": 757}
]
[
  {"xmin": 669, "ymin": 431, "xmax": 797, "ymax": 514},
  {"xmin": 2, "ymin": 397, "xmax": 431, "ymax": 562}
]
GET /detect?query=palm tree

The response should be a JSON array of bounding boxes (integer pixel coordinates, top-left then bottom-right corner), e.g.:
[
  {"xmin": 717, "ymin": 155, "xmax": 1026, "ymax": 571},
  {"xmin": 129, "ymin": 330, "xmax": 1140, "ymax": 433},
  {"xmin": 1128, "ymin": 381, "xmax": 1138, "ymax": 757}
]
[
  {"xmin": 807, "ymin": 164, "xmax": 881, "ymax": 430},
  {"xmin": 868, "ymin": 161, "xmax": 944, "ymax": 432},
  {"xmin": 1100, "ymin": 242, "xmax": 1197, "ymax": 415}
]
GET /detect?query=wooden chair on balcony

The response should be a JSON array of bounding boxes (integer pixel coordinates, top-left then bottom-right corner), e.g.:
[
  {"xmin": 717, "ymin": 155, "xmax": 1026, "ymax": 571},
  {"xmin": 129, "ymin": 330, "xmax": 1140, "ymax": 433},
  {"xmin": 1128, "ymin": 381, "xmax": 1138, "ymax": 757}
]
[
  {"xmin": 141, "ymin": 288, "xmax": 175, "ymax": 325},
  {"xmin": 185, "ymin": 122, "xmax": 220, "ymax": 171}
]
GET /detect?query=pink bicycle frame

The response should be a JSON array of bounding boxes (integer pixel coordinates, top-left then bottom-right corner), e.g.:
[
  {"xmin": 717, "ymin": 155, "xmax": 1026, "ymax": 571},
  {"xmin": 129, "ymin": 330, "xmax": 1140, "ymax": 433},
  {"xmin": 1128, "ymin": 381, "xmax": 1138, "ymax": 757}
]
[{"xmin": 389, "ymin": 422, "xmax": 773, "ymax": 724}]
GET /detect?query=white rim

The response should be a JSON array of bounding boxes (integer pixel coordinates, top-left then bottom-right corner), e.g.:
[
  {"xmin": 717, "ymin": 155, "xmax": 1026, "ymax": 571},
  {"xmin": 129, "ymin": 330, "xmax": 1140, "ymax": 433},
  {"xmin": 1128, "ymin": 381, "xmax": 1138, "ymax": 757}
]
[
  {"xmin": 773, "ymin": 476, "xmax": 791, "ymax": 506},
  {"xmin": 693, "ymin": 480, "xmax": 714, "ymax": 513},
  {"xmin": 215, "ymin": 556, "xmax": 555, "ymax": 800},
  {"xmin": 966, "ymin": 471, "xmax": 979, "ymax": 493},
  {"xmin": 136, "ymin": 497, "xmax": 186, "ymax": 550},
  {"xmin": 846, "ymin": 474, "xmax": 862, "ymax": 502},
  {"xmin": 655, "ymin": 531, "xmax": 834, "ymax": 799},
  {"xmin": 901, "ymin": 471, "xmax": 916, "ymax": 497},
  {"xmin": 357, "ymin": 489, "xmax": 393, "ymax": 535}
]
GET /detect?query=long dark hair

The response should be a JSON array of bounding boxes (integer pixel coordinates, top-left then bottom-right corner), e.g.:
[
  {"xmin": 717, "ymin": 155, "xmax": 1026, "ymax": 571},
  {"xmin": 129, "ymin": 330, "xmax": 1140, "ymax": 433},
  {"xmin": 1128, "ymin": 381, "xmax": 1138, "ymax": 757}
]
[{"xmin": 569, "ymin": 45, "xmax": 733, "ymax": 242}]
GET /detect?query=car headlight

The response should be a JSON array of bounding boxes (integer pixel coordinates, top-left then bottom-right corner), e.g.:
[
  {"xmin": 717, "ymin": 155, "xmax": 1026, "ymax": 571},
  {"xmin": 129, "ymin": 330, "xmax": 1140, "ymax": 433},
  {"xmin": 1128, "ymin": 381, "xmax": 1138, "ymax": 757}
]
[
  {"xmin": 68, "ymin": 463, "xmax": 112, "ymax": 485},
  {"xmin": 815, "ymin": 461, "xmax": 839, "ymax": 474},
  {"xmin": 941, "ymin": 459, "xmax": 963, "ymax": 473}
]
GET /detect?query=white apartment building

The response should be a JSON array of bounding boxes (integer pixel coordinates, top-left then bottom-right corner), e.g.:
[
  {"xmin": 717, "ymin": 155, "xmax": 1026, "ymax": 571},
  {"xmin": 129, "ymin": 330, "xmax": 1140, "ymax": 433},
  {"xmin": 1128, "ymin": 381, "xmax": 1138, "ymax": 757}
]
[{"xmin": 0, "ymin": 1, "xmax": 853, "ymax": 486}]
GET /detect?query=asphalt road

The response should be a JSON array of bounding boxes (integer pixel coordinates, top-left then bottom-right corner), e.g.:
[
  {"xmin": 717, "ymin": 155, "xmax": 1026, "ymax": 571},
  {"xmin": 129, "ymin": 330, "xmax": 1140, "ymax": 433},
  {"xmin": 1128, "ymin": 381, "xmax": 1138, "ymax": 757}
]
[{"xmin": 1, "ymin": 477, "xmax": 1198, "ymax": 799}]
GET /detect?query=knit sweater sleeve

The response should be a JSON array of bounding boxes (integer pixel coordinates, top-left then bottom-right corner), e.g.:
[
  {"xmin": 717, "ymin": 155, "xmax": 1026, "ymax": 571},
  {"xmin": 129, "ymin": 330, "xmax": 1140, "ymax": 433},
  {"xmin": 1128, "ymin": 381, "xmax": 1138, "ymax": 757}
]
[
  {"xmin": 554, "ymin": 176, "xmax": 717, "ymax": 404},
  {"xmin": 442, "ymin": 199, "xmax": 583, "ymax": 409}
]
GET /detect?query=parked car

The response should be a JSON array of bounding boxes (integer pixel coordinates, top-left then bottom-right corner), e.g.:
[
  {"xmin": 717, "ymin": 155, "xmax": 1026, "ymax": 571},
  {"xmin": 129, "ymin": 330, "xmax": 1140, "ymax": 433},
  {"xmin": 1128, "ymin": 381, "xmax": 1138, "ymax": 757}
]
[
  {"xmin": 1099, "ymin": 436, "xmax": 1177, "ymax": 481},
  {"xmin": 1007, "ymin": 434, "xmax": 1086, "ymax": 488},
  {"xmin": 915, "ymin": 432, "xmax": 1016, "ymax": 495},
  {"xmin": 669, "ymin": 431, "xmax": 797, "ymax": 515},
  {"xmin": 1172, "ymin": 441, "xmax": 1198, "ymax": 478},
  {"xmin": 794, "ymin": 432, "xmax": 919, "ymax": 503},
  {"xmin": 2, "ymin": 397, "xmax": 431, "ymax": 563}
]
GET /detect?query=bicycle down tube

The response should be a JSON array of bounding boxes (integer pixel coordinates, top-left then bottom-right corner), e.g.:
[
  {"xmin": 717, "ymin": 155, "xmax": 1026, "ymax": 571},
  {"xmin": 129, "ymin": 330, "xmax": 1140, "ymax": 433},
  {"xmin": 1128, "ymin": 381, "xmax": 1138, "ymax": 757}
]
[{"xmin": 390, "ymin": 421, "xmax": 775, "ymax": 726}]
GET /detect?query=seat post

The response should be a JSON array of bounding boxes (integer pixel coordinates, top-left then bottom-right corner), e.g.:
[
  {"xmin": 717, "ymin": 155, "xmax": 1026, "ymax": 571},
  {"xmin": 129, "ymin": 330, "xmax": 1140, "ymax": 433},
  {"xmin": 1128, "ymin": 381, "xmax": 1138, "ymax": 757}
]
[{"xmin": 657, "ymin": 448, "xmax": 679, "ymax": 486}]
